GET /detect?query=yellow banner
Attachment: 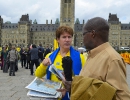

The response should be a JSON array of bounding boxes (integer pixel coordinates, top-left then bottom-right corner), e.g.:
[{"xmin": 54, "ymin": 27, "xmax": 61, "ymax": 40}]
[
  {"xmin": 54, "ymin": 39, "xmax": 59, "ymax": 50},
  {"xmin": 121, "ymin": 52, "xmax": 130, "ymax": 64},
  {"xmin": 16, "ymin": 47, "xmax": 21, "ymax": 52},
  {"xmin": 0, "ymin": 47, "xmax": 2, "ymax": 51}
]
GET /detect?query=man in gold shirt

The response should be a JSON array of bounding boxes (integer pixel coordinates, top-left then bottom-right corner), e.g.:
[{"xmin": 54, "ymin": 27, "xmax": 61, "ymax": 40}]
[{"xmin": 59, "ymin": 17, "xmax": 130, "ymax": 100}]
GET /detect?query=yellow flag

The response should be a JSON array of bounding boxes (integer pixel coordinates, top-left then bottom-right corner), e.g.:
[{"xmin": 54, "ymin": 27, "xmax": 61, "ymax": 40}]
[
  {"xmin": 16, "ymin": 47, "xmax": 21, "ymax": 52},
  {"xmin": 0, "ymin": 47, "xmax": 2, "ymax": 51},
  {"xmin": 54, "ymin": 39, "xmax": 59, "ymax": 50}
]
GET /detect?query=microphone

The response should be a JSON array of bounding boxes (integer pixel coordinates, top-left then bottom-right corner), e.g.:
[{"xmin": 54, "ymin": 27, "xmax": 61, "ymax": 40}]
[{"xmin": 62, "ymin": 56, "xmax": 73, "ymax": 81}]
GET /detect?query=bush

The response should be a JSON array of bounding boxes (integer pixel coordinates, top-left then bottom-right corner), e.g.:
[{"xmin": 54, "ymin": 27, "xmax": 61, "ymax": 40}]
[{"xmin": 117, "ymin": 50, "xmax": 130, "ymax": 54}]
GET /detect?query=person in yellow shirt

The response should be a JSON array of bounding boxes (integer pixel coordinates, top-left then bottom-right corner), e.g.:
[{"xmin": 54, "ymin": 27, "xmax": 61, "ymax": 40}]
[{"xmin": 35, "ymin": 26, "xmax": 85, "ymax": 100}]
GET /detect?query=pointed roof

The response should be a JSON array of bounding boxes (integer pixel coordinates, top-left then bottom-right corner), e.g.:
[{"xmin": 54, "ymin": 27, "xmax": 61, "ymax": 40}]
[
  {"xmin": 5, "ymin": 21, "xmax": 11, "ymax": 24},
  {"xmin": 108, "ymin": 13, "xmax": 119, "ymax": 22},
  {"xmin": 33, "ymin": 19, "xmax": 37, "ymax": 24},
  {"xmin": 20, "ymin": 14, "xmax": 29, "ymax": 21},
  {"xmin": 55, "ymin": 18, "xmax": 59, "ymax": 24},
  {"xmin": 75, "ymin": 18, "xmax": 80, "ymax": 24}
]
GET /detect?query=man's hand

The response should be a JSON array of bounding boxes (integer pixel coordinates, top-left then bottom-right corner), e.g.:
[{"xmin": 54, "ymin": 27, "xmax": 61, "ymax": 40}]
[
  {"xmin": 62, "ymin": 80, "xmax": 72, "ymax": 92},
  {"xmin": 57, "ymin": 80, "xmax": 72, "ymax": 98},
  {"xmin": 57, "ymin": 88, "xmax": 67, "ymax": 98}
]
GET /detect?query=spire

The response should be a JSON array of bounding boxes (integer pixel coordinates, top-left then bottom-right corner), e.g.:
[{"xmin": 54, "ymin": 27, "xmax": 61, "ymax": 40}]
[
  {"xmin": 55, "ymin": 18, "xmax": 59, "ymax": 24},
  {"xmin": 33, "ymin": 19, "xmax": 37, "ymax": 24},
  {"xmin": 75, "ymin": 18, "xmax": 80, "ymax": 24}
]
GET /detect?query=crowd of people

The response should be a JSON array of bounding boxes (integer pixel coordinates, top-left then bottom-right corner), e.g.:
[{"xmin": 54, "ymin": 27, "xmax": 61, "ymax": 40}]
[
  {"xmin": 0, "ymin": 16, "xmax": 130, "ymax": 100},
  {"xmin": 0, "ymin": 44, "xmax": 51, "ymax": 76}
]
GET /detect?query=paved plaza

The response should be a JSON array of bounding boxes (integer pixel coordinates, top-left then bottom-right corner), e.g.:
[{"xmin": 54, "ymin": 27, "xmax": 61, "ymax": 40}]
[
  {"xmin": 0, "ymin": 63, "xmax": 130, "ymax": 100},
  {"xmin": 126, "ymin": 64, "xmax": 130, "ymax": 88}
]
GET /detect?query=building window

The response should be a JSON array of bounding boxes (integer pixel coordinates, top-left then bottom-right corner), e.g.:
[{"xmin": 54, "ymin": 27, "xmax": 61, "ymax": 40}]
[
  {"xmin": 65, "ymin": 0, "xmax": 71, "ymax": 3},
  {"xmin": 65, "ymin": 0, "xmax": 67, "ymax": 3},
  {"xmin": 23, "ymin": 40, "xmax": 25, "ymax": 43}
]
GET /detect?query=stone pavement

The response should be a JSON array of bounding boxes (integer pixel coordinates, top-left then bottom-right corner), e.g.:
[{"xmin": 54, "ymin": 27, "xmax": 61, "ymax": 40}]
[
  {"xmin": 0, "ymin": 62, "xmax": 35, "ymax": 100},
  {"xmin": 0, "ymin": 63, "xmax": 130, "ymax": 100},
  {"xmin": 126, "ymin": 64, "xmax": 130, "ymax": 88}
]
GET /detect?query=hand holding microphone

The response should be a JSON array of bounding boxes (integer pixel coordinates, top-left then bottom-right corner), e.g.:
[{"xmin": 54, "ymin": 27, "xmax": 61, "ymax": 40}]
[
  {"xmin": 61, "ymin": 56, "xmax": 73, "ymax": 93},
  {"xmin": 62, "ymin": 56, "xmax": 73, "ymax": 81}
]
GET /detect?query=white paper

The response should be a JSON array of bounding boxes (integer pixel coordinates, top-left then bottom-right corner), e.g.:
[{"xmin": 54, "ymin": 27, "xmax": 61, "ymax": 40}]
[
  {"xmin": 29, "ymin": 96, "xmax": 58, "ymax": 100},
  {"xmin": 25, "ymin": 77, "xmax": 61, "ymax": 95},
  {"xmin": 27, "ymin": 90, "xmax": 61, "ymax": 98},
  {"xmin": 49, "ymin": 64, "xmax": 65, "ymax": 81}
]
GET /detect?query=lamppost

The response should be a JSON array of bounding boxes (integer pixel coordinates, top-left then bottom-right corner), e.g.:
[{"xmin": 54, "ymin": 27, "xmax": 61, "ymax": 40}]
[
  {"xmin": 81, "ymin": 42, "xmax": 82, "ymax": 47},
  {"xmin": 74, "ymin": 33, "xmax": 77, "ymax": 47},
  {"xmin": 50, "ymin": 43, "xmax": 53, "ymax": 51}
]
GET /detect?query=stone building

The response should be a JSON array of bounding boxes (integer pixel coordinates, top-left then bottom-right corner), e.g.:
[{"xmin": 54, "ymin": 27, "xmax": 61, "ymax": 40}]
[
  {"xmin": 108, "ymin": 13, "xmax": 130, "ymax": 50},
  {"xmin": 0, "ymin": 0, "xmax": 130, "ymax": 50}
]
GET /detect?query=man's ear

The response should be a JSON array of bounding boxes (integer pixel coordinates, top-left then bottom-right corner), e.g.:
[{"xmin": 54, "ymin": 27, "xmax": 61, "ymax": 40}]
[
  {"xmin": 92, "ymin": 34, "xmax": 95, "ymax": 38},
  {"xmin": 92, "ymin": 30, "xmax": 96, "ymax": 38}
]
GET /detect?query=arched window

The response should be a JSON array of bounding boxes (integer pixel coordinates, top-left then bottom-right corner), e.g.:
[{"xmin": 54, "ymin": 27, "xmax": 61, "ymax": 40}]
[{"xmin": 23, "ymin": 40, "xmax": 25, "ymax": 43}]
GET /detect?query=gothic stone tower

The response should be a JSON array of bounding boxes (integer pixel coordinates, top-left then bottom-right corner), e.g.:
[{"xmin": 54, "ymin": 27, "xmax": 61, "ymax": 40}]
[
  {"xmin": 60, "ymin": 0, "xmax": 75, "ymax": 29},
  {"xmin": 60, "ymin": 0, "xmax": 75, "ymax": 46}
]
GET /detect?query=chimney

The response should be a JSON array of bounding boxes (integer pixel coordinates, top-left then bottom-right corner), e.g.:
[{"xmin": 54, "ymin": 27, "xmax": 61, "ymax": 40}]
[
  {"xmin": 83, "ymin": 20, "xmax": 85, "ymax": 24},
  {"xmin": 51, "ymin": 19, "xmax": 52, "ymax": 24},
  {"xmin": 46, "ymin": 20, "xmax": 48, "ymax": 25}
]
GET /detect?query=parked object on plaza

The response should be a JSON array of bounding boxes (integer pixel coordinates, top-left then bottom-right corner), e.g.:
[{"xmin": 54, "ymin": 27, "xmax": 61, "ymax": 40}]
[
  {"xmin": 120, "ymin": 47, "xmax": 130, "ymax": 50},
  {"xmin": 78, "ymin": 47, "xmax": 86, "ymax": 52}
]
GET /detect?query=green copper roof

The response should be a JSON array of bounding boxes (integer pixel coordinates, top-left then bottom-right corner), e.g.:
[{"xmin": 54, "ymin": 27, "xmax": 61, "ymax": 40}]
[
  {"xmin": 55, "ymin": 18, "xmax": 59, "ymax": 24},
  {"xmin": 75, "ymin": 18, "xmax": 80, "ymax": 24},
  {"xmin": 5, "ymin": 21, "xmax": 11, "ymax": 24},
  {"xmin": 33, "ymin": 19, "xmax": 37, "ymax": 24}
]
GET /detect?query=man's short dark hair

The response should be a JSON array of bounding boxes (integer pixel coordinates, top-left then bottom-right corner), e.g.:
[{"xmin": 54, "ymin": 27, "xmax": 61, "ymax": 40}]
[
  {"xmin": 84, "ymin": 17, "xmax": 109, "ymax": 42},
  {"xmin": 32, "ymin": 44, "xmax": 36, "ymax": 48},
  {"xmin": 39, "ymin": 44, "xmax": 42, "ymax": 47}
]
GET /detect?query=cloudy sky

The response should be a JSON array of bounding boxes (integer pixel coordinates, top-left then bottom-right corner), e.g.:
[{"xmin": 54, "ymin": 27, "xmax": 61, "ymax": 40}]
[{"xmin": 0, "ymin": 0, "xmax": 130, "ymax": 24}]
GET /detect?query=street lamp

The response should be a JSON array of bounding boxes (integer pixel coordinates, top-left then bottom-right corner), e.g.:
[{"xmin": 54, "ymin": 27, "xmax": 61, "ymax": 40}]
[
  {"xmin": 50, "ymin": 43, "xmax": 53, "ymax": 51},
  {"xmin": 81, "ymin": 42, "xmax": 82, "ymax": 47}
]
